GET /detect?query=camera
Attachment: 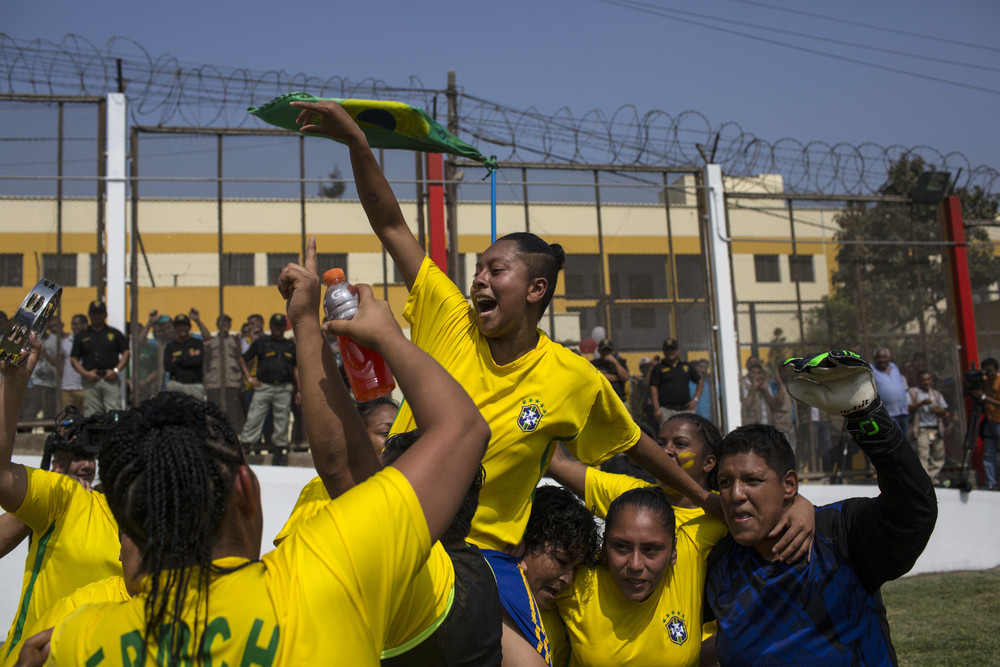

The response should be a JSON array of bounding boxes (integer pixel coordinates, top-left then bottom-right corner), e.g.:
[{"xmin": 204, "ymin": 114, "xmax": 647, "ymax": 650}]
[
  {"xmin": 963, "ymin": 365, "xmax": 986, "ymax": 397},
  {"xmin": 41, "ymin": 407, "xmax": 124, "ymax": 469}
]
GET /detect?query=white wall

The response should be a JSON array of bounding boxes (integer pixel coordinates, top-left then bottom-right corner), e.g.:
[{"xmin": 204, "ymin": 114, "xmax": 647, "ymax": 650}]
[{"xmin": 3, "ymin": 458, "xmax": 998, "ymax": 643}]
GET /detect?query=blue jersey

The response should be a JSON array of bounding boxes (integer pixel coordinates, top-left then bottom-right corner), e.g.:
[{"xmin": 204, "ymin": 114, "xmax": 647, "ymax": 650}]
[{"xmin": 705, "ymin": 408, "xmax": 937, "ymax": 666}]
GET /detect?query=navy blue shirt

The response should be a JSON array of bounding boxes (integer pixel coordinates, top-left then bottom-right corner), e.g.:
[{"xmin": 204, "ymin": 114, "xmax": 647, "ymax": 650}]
[
  {"xmin": 243, "ymin": 336, "xmax": 296, "ymax": 385},
  {"xmin": 705, "ymin": 409, "xmax": 937, "ymax": 666}
]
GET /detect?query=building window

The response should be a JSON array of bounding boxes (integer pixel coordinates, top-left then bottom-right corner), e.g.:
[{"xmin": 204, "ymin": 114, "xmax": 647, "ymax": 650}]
[
  {"xmin": 267, "ymin": 253, "xmax": 299, "ymax": 285},
  {"xmin": 675, "ymin": 254, "xmax": 706, "ymax": 299},
  {"xmin": 609, "ymin": 254, "xmax": 668, "ymax": 300},
  {"xmin": 90, "ymin": 254, "xmax": 102, "ymax": 289},
  {"xmin": 789, "ymin": 254, "xmax": 815, "ymax": 283},
  {"xmin": 563, "ymin": 254, "xmax": 603, "ymax": 299},
  {"xmin": 754, "ymin": 255, "xmax": 780, "ymax": 283},
  {"xmin": 222, "ymin": 253, "xmax": 254, "ymax": 286},
  {"xmin": 0, "ymin": 254, "xmax": 22, "ymax": 287},
  {"xmin": 43, "ymin": 253, "xmax": 77, "ymax": 287},
  {"xmin": 608, "ymin": 254, "xmax": 670, "ymax": 350},
  {"xmin": 315, "ymin": 253, "xmax": 349, "ymax": 278}
]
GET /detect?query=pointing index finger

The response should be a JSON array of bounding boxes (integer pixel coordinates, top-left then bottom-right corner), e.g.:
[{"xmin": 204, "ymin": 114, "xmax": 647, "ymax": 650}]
[{"xmin": 305, "ymin": 236, "xmax": 318, "ymax": 275}]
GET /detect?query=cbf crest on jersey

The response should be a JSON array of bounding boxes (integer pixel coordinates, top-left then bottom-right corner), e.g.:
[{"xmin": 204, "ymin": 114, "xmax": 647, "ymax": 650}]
[
  {"xmin": 516, "ymin": 398, "xmax": 546, "ymax": 433},
  {"xmin": 663, "ymin": 611, "xmax": 688, "ymax": 646}
]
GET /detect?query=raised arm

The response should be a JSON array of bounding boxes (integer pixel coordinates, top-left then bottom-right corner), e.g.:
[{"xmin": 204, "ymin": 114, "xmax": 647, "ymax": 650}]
[
  {"xmin": 0, "ymin": 337, "xmax": 41, "ymax": 513},
  {"xmin": 785, "ymin": 350, "xmax": 937, "ymax": 587},
  {"xmin": 322, "ymin": 285, "xmax": 490, "ymax": 542},
  {"xmin": 279, "ymin": 237, "xmax": 379, "ymax": 496},
  {"xmin": 189, "ymin": 308, "xmax": 211, "ymax": 340},
  {"xmin": 545, "ymin": 444, "xmax": 587, "ymax": 499},
  {"xmin": 291, "ymin": 100, "xmax": 427, "ymax": 289}
]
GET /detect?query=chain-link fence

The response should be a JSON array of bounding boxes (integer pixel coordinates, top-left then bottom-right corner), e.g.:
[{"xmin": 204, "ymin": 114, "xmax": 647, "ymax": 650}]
[{"xmin": 3, "ymin": 94, "xmax": 998, "ymax": 489}]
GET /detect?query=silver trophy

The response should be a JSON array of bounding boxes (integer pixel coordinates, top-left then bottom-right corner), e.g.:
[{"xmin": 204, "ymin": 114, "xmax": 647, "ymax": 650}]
[{"xmin": 0, "ymin": 279, "xmax": 63, "ymax": 366}]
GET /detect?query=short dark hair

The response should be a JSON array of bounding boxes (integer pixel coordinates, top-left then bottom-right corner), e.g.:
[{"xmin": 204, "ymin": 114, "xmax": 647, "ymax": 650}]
[
  {"xmin": 718, "ymin": 424, "xmax": 797, "ymax": 477},
  {"xmin": 524, "ymin": 485, "xmax": 601, "ymax": 566},
  {"xmin": 496, "ymin": 232, "xmax": 565, "ymax": 315},
  {"xmin": 356, "ymin": 396, "xmax": 399, "ymax": 426},
  {"xmin": 982, "ymin": 358, "xmax": 999, "ymax": 372},
  {"xmin": 604, "ymin": 487, "xmax": 675, "ymax": 547},
  {"xmin": 382, "ymin": 430, "xmax": 483, "ymax": 545}
]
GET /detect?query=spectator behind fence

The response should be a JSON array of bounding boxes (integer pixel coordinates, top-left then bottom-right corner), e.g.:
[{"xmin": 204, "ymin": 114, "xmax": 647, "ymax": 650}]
[
  {"xmin": 690, "ymin": 358, "xmax": 714, "ymax": 422},
  {"xmin": 741, "ymin": 362, "xmax": 775, "ymax": 426},
  {"xmin": 161, "ymin": 312, "xmax": 205, "ymax": 400},
  {"xmin": 649, "ymin": 338, "xmax": 703, "ymax": 425},
  {"xmin": 200, "ymin": 312, "xmax": 246, "ymax": 433},
  {"xmin": 908, "ymin": 370, "xmax": 948, "ymax": 484},
  {"xmin": 59, "ymin": 314, "xmax": 86, "ymax": 412},
  {"xmin": 19, "ymin": 318, "xmax": 61, "ymax": 428},
  {"xmin": 973, "ymin": 357, "xmax": 1000, "ymax": 491},
  {"xmin": 69, "ymin": 300, "xmax": 129, "ymax": 416},
  {"xmin": 769, "ymin": 365, "xmax": 797, "ymax": 453},
  {"xmin": 872, "ymin": 346, "xmax": 910, "ymax": 438},
  {"xmin": 238, "ymin": 313, "xmax": 297, "ymax": 464},
  {"xmin": 591, "ymin": 338, "xmax": 629, "ymax": 403}
]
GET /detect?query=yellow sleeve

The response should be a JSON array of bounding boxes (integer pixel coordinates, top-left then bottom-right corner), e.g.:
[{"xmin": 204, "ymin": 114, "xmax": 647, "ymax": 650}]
[
  {"xmin": 584, "ymin": 467, "xmax": 653, "ymax": 519},
  {"xmin": 272, "ymin": 476, "xmax": 329, "ymax": 546},
  {"xmin": 46, "ymin": 601, "xmax": 116, "ymax": 667},
  {"xmin": 402, "ymin": 257, "xmax": 473, "ymax": 349},
  {"xmin": 265, "ymin": 467, "xmax": 432, "ymax": 660},
  {"xmin": 11, "ymin": 468, "xmax": 74, "ymax": 535},
  {"xmin": 560, "ymin": 355, "xmax": 641, "ymax": 466}
]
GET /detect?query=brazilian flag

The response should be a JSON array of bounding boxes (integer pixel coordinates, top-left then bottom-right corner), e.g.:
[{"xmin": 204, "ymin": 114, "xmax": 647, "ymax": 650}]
[{"xmin": 249, "ymin": 92, "xmax": 496, "ymax": 170}]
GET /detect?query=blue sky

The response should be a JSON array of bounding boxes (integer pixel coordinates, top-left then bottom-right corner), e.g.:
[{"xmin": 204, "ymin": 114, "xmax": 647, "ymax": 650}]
[{"xmin": 5, "ymin": 0, "xmax": 999, "ymax": 177}]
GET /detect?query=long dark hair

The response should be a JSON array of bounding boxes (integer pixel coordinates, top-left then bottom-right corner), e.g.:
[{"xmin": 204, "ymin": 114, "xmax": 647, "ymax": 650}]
[{"xmin": 99, "ymin": 391, "xmax": 246, "ymax": 660}]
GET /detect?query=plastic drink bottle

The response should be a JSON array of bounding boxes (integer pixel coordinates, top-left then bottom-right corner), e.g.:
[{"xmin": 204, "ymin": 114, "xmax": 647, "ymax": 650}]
[{"xmin": 322, "ymin": 268, "xmax": 396, "ymax": 401}]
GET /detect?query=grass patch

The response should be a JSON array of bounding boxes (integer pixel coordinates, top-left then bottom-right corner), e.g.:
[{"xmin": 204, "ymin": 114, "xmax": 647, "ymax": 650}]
[{"xmin": 883, "ymin": 569, "xmax": 1000, "ymax": 665}]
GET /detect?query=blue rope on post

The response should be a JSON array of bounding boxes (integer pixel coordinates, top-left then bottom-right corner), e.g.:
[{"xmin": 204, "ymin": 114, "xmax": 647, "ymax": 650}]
[{"xmin": 489, "ymin": 156, "xmax": 498, "ymax": 242}]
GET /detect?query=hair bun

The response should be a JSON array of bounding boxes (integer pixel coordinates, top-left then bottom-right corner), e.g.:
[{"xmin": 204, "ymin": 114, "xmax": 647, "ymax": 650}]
[{"xmin": 550, "ymin": 243, "xmax": 566, "ymax": 271}]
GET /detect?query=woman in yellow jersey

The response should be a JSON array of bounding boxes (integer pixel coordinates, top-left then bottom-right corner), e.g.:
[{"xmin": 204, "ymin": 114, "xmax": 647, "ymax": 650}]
[
  {"xmin": 357, "ymin": 396, "xmax": 399, "ymax": 454},
  {"xmin": 0, "ymin": 340, "xmax": 122, "ymax": 667},
  {"xmin": 545, "ymin": 413, "xmax": 811, "ymax": 665},
  {"xmin": 31, "ymin": 241, "xmax": 491, "ymax": 666},
  {"xmin": 291, "ymin": 98, "xmax": 725, "ymax": 666}
]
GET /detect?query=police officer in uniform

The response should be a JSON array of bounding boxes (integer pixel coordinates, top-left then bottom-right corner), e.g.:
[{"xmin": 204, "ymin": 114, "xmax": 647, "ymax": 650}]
[
  {"xmin": 162, "ymin": 313, "xmax": 205, "ymax": 400},
  {"xmin": 69, "ymin": 301, "xmax": 129, "ymax": 416},
  {"xmin": 238, "ymin": 313, "xmax": 298, "ymax": 464}
]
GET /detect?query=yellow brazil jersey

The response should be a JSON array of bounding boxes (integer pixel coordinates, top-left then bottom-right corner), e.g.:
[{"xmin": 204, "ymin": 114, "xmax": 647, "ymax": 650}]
[
  {"xmin": 274, "ymin": 475, "xmax": 455, "ymax": 656},
  {"xmin": 397, "ymin": 257, "xmax": 640, "ymax": 551},
  {"xmin": 550, "ymin": 469, "xmax": 727, "ymax": 666},
  {"xmin": 0, "ymin": 467, "xmax": 121, "ymax": 665},
  {"xmin": 0, "ymin": 577, "xmax": 130, "ymax": 667},
  {"xmin": 48, "ymin": 467, "xmax": 430, "ymax": 666}
]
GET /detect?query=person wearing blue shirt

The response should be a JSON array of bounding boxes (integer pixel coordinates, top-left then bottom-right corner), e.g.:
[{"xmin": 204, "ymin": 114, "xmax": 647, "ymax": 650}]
[{"xmin": 872, "ymin": 347, "xmax": 910, "ymax": 438}]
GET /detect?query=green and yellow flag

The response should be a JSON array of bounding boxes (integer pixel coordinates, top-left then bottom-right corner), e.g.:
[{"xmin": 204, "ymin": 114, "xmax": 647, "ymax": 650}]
[{"xmin": 249, "ymin": 92, "xmax": 496, "ymax": 169}]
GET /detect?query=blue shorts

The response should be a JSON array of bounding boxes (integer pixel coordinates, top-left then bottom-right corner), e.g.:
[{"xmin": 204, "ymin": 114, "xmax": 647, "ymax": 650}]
[{"xmin": 480, "ymin": 549, "xmax": 551, "ymax": 666}]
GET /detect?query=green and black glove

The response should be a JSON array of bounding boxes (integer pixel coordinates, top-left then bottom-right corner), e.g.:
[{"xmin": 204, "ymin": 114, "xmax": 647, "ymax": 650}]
[{"xmin": 782, "ymin": 350, "xmax": 881, "ymax": 418}]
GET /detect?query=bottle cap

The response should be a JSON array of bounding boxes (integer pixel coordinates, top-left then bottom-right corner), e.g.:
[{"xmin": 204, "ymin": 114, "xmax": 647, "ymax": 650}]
[{"xmin": 322, "ymin": 268, "xmax": 346, "ymax": 285}]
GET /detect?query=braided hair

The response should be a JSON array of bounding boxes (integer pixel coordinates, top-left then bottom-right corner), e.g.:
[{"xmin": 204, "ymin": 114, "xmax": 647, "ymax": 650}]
[{"xmin": 99, "ymin": 391, "xmax": 246, "ymax": 662}]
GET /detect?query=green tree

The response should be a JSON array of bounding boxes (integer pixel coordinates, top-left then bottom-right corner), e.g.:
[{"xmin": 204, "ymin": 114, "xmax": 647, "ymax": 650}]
[
  {"xmin": 805, "ymin": 155, "xmax": 999, "ymax": 372},
  {"xmin": 319, "ymin": 164, "xmax": 346, "ymax": 199}
]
